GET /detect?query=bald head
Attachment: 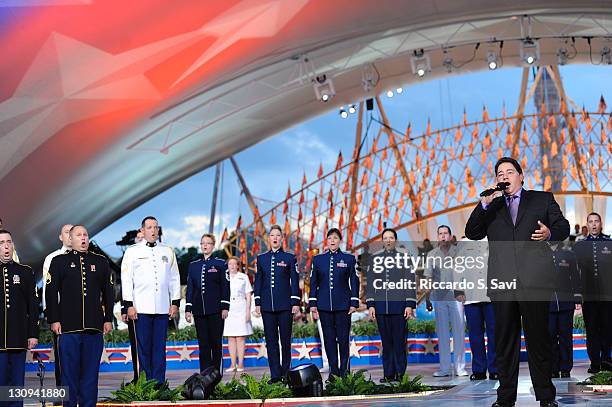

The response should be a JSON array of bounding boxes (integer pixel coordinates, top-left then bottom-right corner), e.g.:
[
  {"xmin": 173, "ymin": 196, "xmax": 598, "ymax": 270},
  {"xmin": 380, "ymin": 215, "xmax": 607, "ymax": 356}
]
[{"xmin": 70, "ymin": 225, "xmax": 89, "ymax": 252}]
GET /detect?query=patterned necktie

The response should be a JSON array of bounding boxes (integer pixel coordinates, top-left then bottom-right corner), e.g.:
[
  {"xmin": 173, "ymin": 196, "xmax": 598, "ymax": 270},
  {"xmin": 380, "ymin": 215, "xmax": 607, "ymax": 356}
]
[{"xmin": 507, "ymin": 195, "xmax": 519, "ymax": 225}]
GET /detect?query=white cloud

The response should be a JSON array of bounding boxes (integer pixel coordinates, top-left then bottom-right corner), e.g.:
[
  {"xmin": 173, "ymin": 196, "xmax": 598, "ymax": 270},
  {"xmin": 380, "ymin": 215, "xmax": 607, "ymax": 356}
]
[
  {"xmin": 280, "ymin": 129, "xmax": 337, "ymax": 167},
  {"xmin": 162, "ymin": 213, "xmax": 232, "ymax": 249}
]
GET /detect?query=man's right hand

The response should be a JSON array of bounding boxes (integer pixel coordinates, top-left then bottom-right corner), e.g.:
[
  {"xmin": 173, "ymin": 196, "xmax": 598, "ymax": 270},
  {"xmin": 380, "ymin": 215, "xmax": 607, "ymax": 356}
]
[
  {"xmin": 254, "ymin": 305, "xmax": 261, "ymax": 317},
  {"xmin": 51, "ymin": 322, "xmax": 62, "ymax": 335},
  {"xmin": 480, "ymin": 184, "xmax": 504, "ymax": 207},
  {"xmin": 127, "ymin": 306, "xmax": 138, "ymax": 321},
  {"xmin": 310, "ymin": 306, "xmax": 319, "ymax": 320},
  {"xmin": 185, "ymin": 311, "xmax": 192, "ymax": 323},
  {"xmin": 368, "ymin": 306, "xmax": 376, "ymax": 320}
]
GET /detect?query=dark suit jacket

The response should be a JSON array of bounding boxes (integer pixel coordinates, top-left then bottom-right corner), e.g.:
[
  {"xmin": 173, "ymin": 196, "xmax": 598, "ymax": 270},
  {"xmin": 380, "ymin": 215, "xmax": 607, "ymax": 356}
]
[{"xmin": 465, "ymin": 189, "xmax": 570, "ymax": 299}]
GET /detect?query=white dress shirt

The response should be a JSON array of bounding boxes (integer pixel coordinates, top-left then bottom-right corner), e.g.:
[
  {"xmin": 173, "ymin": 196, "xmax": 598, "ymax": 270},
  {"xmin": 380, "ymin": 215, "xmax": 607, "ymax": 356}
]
[
  {"xmin": 121, "ymin": 241, "xmax": 181, "ymax": 314},
  {"xmin": 42, "ymin": 245, "xmax": 69, "ymax": 310}
]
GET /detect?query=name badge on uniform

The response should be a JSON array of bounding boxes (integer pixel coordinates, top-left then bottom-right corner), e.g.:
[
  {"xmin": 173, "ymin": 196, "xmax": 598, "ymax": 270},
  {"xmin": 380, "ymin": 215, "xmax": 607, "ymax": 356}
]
[
  {"xmin": 277, "ymin": 261, "xmax": 287, "ymax": 267},
  {"xmin": 209, "ymin": 266, "xmax": 218, "ymax": 273},
  {"xmin": 603, "ymin": 246, "xmax": 611, "ymax": 255},
  {"xmin": 12, "ymin": 275, "xmax": 20, "ymax": 284},
  {"xmin": 70, "ymin": 262, "xmax": 76, "ymax": 268},
  {"xmin": 91, "ymin": 265, "xmax": 96, "ymax": 272},
  {"xmin": 337, "ymin": 260, "xmax": 347, "ymax": 268},
  {"xmin": 162, "ymin": 256, "xmax": 169, "ymax": 263}
]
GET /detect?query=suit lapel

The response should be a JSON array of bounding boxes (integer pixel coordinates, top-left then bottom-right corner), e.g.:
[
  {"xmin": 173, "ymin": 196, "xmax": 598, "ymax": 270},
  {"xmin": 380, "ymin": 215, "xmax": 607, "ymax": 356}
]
[{"xmin": 514, "ymin": 189, "xmax": 529, "ymax": 227}]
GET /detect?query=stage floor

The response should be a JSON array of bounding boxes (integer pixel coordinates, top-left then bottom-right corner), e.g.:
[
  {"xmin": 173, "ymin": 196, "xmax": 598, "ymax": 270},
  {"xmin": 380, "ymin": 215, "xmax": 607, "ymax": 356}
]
[{"xmin": 24, "ymin": 361, "xmax": 611, "ymax": 406}]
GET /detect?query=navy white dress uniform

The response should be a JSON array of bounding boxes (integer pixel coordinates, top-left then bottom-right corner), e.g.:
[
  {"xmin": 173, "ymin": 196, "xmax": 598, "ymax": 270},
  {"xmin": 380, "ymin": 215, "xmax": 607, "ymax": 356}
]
[
  {"xmin": 309, "ymin": 249, "xmax": 359, "ymax": 378},
  {"xmin": 549, "ymin": 244, "xmax": 581, "ymax": 377},
  {"xmin": 42, "ymin": 244, "xmax": 70, "ymax": 388},
  {"xmin": 121, "ymin": 241, "xmax": 180, "ymax": 383},
  {"xmin": 575, "ymin": 233, "xmax": 612, "ymax": 372},
  {"xmin": 185, "ymin": 255, "xmax": 230, "ymax": 372},
  {"xmin": 366, "ymin": 248, "xmax": 416, "ymax": 381},
  {"xmin": 0, "ymin": 260, "xmax": 39, "ymax": 406},
  {"xmin": 45, "ymin": 250, "xmax": 114, "ymax": 407},
  {"xmin": 253, "ymin": 248, "xmax": 300, "ymax": 381}
]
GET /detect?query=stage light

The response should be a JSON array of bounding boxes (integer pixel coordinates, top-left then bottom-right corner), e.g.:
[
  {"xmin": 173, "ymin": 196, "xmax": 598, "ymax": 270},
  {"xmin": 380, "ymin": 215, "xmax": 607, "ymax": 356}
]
[
  {"xmin": 182, "ymin": 367, "xmax": 221, "ymax": 400},
  {"xmin": 411, "ymin": 49, "xmax": 431, "ymax": 77},
  {"xmin": 520, "ymin": 39, "xmax": 539, "ymax": 66},
  {"xmin": 348, "ymin": 104, "xmax": 357, "ymax": 114},
  {"xmin": 602, "ymin": 46, "xmax": 612, "ymax": 65},
  {"xmin": 386, "ymin": 90, "xmax": 394, "ymax": 98},
  {"xmin": 313, "ymin": 74, "xmax": 335, "ymax": 102},
  {"xmin": 442, "ymin": 55, "xmax": 454, "ymax": 73},
  {"xmin": 487, "ymin": 51, "xmax": 499, "ymax": 70},
  {"xmin": 557, "ymin": 47, "xmax": 569, "ymax": 65},
  {"xmin": 362, "ymin": 64, "xmax": 378, "ymax": 93},
  {"xmin": 339, "ymin": 108, "xmax": 348, "ymax": 119},
  {"xmin": 396, "ymin": 87, "xmax": 403, "ymax": 94},
  {"xmin": 287, "ymin": 363, "xmax": 323, "ymax": 397}
]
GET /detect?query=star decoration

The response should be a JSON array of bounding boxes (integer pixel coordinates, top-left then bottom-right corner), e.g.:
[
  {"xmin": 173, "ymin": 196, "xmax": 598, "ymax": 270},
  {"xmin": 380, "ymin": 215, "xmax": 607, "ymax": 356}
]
[
  {"xmin": 296, "ymin": 342, "xmax": 312, "ymax": 360},
  {"xmin": 349, "ymin": 339, "xmax": 363, "ymax": 359},
  {"xmin": 424, "ymin": 338, "xmax": 436, "ymax": 355},
  {"xmin": 100, "ymin": 347, "xmax": 111, "ymax": 364},
  {"xmin": 256, "ymin": 342, "xmax": 268, "ymax": 359},
  {"xmin": 177, "ymin": 344, "xmax": 193, "ymax": 362}
]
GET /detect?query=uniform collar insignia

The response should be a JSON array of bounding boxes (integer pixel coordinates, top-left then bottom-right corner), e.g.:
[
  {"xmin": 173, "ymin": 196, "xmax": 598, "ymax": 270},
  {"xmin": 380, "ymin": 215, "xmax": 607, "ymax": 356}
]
[{"xmin": 146, "ymin": 241, "xmax": 157, "ymax": 247}]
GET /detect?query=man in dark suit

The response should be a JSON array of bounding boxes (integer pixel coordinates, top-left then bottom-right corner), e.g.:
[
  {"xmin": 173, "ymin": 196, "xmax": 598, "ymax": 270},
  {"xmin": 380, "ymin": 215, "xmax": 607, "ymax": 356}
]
[{"xmin": 465, "ymin": 157, "xmax": 570, "ymax": 407}]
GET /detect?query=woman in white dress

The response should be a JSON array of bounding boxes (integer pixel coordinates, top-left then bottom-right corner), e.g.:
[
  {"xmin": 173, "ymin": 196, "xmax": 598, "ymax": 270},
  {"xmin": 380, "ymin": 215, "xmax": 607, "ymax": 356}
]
[{"xmin": 223, "ymin": 257, "xmax": 253, "ymax": 372}]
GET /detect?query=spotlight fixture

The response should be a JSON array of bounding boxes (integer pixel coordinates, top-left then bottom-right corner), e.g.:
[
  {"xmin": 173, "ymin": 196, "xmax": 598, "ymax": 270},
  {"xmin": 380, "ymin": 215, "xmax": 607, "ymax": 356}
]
[
  {"xmin": 487, "ymin": 51, "xmax": 499, "ymax": 70},
  {"xmin": 557, "ymin": 47, "xmax": 569, "ymax": 66},
  {"xmin": 339, "ymin": 108, "xmax": 348, "ymax": 119},
  {"xmin": 313, "ymin": 74, "xmax": 335, "ymax": 102},
  {"xmin": 287, "ymin": 364, "xmax": 323, "ymax": 397},
  {"xmin": 520, "ymin": 38, "xmax": 540, "ymax": 66},
  {"xmin": 361, "ymin": 64, "xmax": 378, "ymax": 93},
  {"xmin": 442, "ymin": 53, "xmax": 454, "ymax": 73},
  {"xmin": 411, "ymin": 49, "xmax": 431, "ymax": 77},
  {"xmin": 348, "ymin": 104, "xmax": 357, "ymax": 114},
  {"xmin": 386, "ymin": 90, "xmax": 394, "ymax": 98},
  {"xmin": 396, "ymin": 87, "xmax": 403, "ymax": 94},
  {"xmin": 602, "ymin": 46, "xmax": 612, "ymax": 65}
]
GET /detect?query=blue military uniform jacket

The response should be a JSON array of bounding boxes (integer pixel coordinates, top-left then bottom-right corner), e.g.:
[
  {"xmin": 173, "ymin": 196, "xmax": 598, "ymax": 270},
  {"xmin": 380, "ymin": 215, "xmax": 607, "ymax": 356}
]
[
  {"xmin": 575, "ymin": 234, "xmax": 612, "ymax": 301},
  {"xmin": 185, "ymin": 256, "xmax": 230, "ymax": 316},
  {"xmin": 366, "ymin": 249, "xmax": 416, "ymax": 314},
  {"xmin": 308, "ymin": 249, "xmax": 359, "ymax": 311},
  {"xmin": 550, "ymin": 245, "xmax": 581, "ymax": 312},
  {"xmin": 253, "ymin": 248, "xmax": 300, "ymax": 312}
]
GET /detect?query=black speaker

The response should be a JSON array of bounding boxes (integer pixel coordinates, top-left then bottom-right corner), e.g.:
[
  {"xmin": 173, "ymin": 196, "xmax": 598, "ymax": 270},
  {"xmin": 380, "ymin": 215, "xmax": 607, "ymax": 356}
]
[
  {"xmin": 366, "ymin": 98, "xmax": 374, "ymax": 111},
  {"xmin": 182, "ymin": 367, "xmax": 221, "ymax": 400},
  {"xmin": 287, "ymin": 363, "xmax": 323, "ymax": 397}
]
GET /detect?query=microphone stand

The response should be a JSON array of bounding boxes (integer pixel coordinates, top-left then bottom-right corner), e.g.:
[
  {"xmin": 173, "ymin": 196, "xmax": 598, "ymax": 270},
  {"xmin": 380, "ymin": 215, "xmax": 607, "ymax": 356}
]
[{"xmin": 34, "ymin": 352, "xmax": 46, "ymax": 407}]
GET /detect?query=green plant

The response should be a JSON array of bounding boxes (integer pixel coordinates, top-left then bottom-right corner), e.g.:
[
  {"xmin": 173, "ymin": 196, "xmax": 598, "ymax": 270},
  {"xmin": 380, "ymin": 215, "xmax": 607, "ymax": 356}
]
[
  {"xmin": 37, "ymin": 329, "xmax": 53, "ymax": 345},
  {"xmin": 248, "ymin": 326, "xmax": 265, "ymax": 340},
  {"xmin": 210, "ymin": 377, "xmax": 250, "ymax": 400},
  {"xmin": 324, "ymin": 369, "xmax": 378, "ymax": 396},
  {"xmin": 581, "ymin": 371, "xmax": 612, "ymax": 385},
  {"xmin": 167, "ymin": 326, "xmax": 197, "ymax": 342},
  {"xmin": 292, "ymin": 322, "xmax": 319, "ymax": 338},
  {"xmin": 104, "ymin": 329, "xmax": 130, "ymax": 344},
  {"xmin": 388, "ymin": 374, "xmax": 430, "ymax": 393},
  {"xmin": 407, "ymin": 319, "xmax": 436, "ymax": 335},
  {"xmin": 573, "ymin": 314, "xmax": 585, "ymax": 331},
  {"xmin": 104, "ymin": 372, "xmax": 184, "ymax": 402},
  {"xmin": 351, "ymin": 320, "xmax": 379, "ymax": 336},
  {"xmin": 240, "ymin": 373, "xmax": 293, "ymax": 400}
]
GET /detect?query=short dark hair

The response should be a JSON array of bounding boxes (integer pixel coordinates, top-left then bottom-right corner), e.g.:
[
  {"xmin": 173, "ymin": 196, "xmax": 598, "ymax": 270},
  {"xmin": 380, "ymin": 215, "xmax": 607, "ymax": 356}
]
[
  {"xmin": 381, "ymin": 228, "xmax": 397, "ymax": 240},
  {"xmin": 327, "ymin": 228, "xmax": 342, "ymax": 240},
  {"xmin": 494, "ymin": 157, "xmax": 523, "ymax": 175},
  {"xmin": 141, "ymin": 216, "xmax": 158, "ymax": 227},
  {"xmin": 0, "ymin": 229, "xmax": 12, "ymax": 238},
  {"xmin": 587, "ymin": 212, "xmax": 602, "ymax": 223},
  {"xmin": 269, "ymin": 224, "xmax": 283, "ymax": 234},
  {"xmin": 437, "ymin": 225, "xmax": 452, "ymax": 235}
]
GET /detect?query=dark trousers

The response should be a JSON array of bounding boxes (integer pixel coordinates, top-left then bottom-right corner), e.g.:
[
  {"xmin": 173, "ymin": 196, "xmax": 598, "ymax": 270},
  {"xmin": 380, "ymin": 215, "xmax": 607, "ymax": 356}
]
[
  {"xmin": 127, "ymin": 319, "xmax": 139, "ymax": 381},
  {"xmin": 582, "ymin": 301, "xmax": 612, "ymax": 368},
  {"xmin": 0, "ymin": 350, "xmax": 26, "ymax": 407},
  {"xmin": 52, "ymin": 333, "xmax": 62, "ymax": 387},
  {"xmin": 376, "ymin": 314, "xmax": 407, "ymax": 379},
  {"xmin": 134, "ymin": 314, "xmax": 168, "ymax": 383},
  {"xmin": 262, "ymin": 310, "xmax": 292, "ymax": 380},
  {"xmin": 493, "ymin": 301, "xmax": 555, "ymax": 404},
  {"xmin": 58, "ymin": 332, "xmax": 103, "ymax": 407},
  {"xmin": 548, "ymin": 309, "xmax": 574, "ymax": 373},
  {"xmin": 194, "ymin": 313, "xmax": 225, "ymax": 373},
  {"xmin": 465, "ymin": 302, "xmax": 497, "ymax": 374},
  {"xmin": 319, "ymin": 310, "xmax": 351, "ymax": 378}
]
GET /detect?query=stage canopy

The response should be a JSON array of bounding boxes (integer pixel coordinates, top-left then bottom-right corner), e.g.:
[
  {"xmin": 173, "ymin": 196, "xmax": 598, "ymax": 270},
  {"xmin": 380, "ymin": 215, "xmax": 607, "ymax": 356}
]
[{"xmin": 1, "ymin": 0, "xmax": 612, "ymax": 260}]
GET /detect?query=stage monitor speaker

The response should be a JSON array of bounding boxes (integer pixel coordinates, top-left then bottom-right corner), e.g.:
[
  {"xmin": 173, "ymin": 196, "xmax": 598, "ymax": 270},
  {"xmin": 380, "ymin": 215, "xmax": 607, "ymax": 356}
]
[
  {"xmin": 287, "ymin": 363, "xmax": 323, "ymax": 397},
  {"xmin": 182, "ymin": 366, "xmax": 221, "ymax": 400}
]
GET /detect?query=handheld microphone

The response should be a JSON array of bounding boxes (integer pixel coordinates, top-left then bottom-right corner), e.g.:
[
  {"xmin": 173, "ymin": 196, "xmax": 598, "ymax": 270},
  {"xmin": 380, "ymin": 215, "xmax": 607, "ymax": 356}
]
[{"xmin": 480, "ymin": 182, "xmax": 510, "ymax": 197}]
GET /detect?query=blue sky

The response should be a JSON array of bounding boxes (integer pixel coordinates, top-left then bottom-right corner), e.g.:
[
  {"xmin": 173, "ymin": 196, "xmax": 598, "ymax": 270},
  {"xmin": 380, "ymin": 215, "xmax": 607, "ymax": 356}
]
[{"xmin": 92, "ymin": 65, "xmax": 612, "ymax": 258}]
